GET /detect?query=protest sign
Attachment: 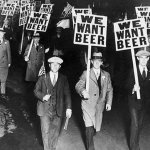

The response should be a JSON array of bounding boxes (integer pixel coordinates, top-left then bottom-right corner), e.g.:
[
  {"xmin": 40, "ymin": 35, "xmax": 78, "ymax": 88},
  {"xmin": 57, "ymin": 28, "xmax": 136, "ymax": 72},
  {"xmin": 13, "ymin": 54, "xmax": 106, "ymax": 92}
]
[
  {"xmin": 39, "ymin": 4, "xmax": 54, "ymax": 14},
  {"xmin": 135, "ymin": 7, "xmax": 150, "ymax": 29},
  {"xmin": 114, "ymin": 18, "xmax": 149, "ymax": 99},
  {"xmin": 1, "ymin": 3, "xmax": 17, "ymax": 16},
  {"xmin": 72, "ymin": 8, "xmax": 92, "ymax": 28},
  {"xmin": 21, "ymin": 0, "xmax": 30, "ymax": 6},
  {"xmin": 74, "ymin": 14, "xmax": 107, "ymax": 47},
  {"xmin": 74, "ymin": 13, "xmax": 107, "ymax": 92},
  {"xmin": 26, "ymin": 11, "xmax": 50, "ymax": 32},
  {"xmin": 19, "ymin": 4, "xmax": 30, "ymax": 26},
  {"xmin": 114, "ymin": 18, "xmax": 149, "ymax": 51}
]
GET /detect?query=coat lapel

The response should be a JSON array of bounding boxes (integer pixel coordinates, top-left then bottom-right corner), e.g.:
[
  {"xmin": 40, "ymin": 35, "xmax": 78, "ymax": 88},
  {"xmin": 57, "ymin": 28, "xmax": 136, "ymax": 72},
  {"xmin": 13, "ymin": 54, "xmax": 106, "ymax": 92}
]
[{"xmin": 90, "ymin": 68, "xmax": 98, "ymax": 85}]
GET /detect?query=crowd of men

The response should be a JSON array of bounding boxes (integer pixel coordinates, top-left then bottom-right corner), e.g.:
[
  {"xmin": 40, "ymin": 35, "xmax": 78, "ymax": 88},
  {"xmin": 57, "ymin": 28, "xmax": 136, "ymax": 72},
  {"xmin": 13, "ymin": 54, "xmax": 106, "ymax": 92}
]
[{"xmin": 0, "ymin": 15, "xmax": 150, "ymax": 150}]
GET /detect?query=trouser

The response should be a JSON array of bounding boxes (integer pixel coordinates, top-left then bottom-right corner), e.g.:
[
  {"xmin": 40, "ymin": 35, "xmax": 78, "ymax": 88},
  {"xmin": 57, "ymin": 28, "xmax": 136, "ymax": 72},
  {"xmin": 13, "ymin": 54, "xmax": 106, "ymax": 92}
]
[
  {"xmin": 1, "ymin": 82, "xmax": 6, "ymax": 94},
  {"xmin": 129, "ymin": 107, "xmax": 145, "ymax": 150},
  {"xmin": 85, "ymin": 126, "xmax": 95, "ymax": 150},
  {"xmin": 40, "ymin": 115, "xmax": 62, "ymax": 150}
]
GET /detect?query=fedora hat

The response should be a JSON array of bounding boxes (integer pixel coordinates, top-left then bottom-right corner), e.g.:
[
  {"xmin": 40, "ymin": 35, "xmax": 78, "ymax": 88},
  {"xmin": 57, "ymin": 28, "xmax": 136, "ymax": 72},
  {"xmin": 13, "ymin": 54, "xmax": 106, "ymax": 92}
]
[
  {"xmin": 33, "ymin": 32, "xmax": 40, "ymax": 38},
  {"xmin": 92, "ymin": 52, "xmax": 103, "ymax": 60},
  {"xmin": 136, "ymin": 49, "xmax": 150, "ymax": 57},
  {"xmin": 48, "ymin": 56, "xmax": 63, "ymax": 64}
]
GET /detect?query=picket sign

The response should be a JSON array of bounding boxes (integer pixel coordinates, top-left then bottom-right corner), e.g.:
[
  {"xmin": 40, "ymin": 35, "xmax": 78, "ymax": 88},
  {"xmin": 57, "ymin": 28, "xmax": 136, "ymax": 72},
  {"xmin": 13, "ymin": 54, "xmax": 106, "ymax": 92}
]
[
  {"xmin": 20, "ymin": 24, "xmax": 25, "ymax": 54},
  {"xmin": 114, "ymin": 18, "xmax": 149, "ymax": 99},
  {"xmin": 86, "ymin": 45, "xmax": 91, "ymax": 92},
  {"xmin": 131, "ymin": 48, "xmax": 141, "ymax": 99},
  {"xmin": 26, "ymin": 30, "xmax": 37, "ymax": 59}
]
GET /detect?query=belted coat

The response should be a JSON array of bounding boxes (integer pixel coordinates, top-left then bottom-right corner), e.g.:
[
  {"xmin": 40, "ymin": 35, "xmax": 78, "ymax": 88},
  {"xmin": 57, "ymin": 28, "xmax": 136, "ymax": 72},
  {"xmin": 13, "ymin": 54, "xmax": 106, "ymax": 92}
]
[{"xmin": 75, "ymin": 68, "xmax": 113, "ymax": 132}]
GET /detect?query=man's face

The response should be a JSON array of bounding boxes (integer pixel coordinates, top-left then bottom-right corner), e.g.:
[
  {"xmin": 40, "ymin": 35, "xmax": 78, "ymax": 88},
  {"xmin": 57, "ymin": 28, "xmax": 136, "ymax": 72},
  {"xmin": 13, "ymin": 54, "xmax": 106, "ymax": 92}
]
[
  {"xmin": 33, "ymin": 37, "xmax": 40, "ymax": 44},
  {"xmin": 91, "ymin": 59, "xmax": 103, "ymax": 69},
  {"xmin": 49, "ymin": 62, "xmax": 61, "ymax": 73},
  {"xmin": 137, "ymin": 56, "xmax": 149, "ymax": 67}
]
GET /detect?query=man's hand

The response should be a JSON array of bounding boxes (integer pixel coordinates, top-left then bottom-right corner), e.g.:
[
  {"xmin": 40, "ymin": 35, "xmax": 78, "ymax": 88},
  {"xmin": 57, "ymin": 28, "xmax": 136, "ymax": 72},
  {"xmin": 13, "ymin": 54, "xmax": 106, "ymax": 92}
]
[
  {"xmin": 43, "ymin": 94, "xmax": 51, "ymax": 102},
  {"xmin": 24, "ymin": 56, "xmax": 29, "ymax": 61},
  {"xmin": 106, "ymin": 104, "xmax": 111, "ymax": 111},
  {"xmin": 132, "ymin": 84, "xmax": 140, "ymax": 94},
  {"xmin": 66, "ymin": 109, "xmax": 72, "ymax": 118},
  {"xmin": 45, "ymin": 48, "xmax": 49, "ymax": 53},
  {"xmin": 82, "ymin": 90, "xmax": 90, "ymax": 99}
]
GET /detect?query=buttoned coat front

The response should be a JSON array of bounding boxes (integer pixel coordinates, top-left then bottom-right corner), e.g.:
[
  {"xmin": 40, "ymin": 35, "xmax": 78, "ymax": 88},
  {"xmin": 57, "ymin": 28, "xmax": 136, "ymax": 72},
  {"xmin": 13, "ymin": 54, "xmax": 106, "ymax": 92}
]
[
  {"xmin": 75, "ymin": 68, "xmax": 113, "ymax": 132},
  {"xmin": 0, "ymin": 39, "xmax": 11, "ymax": 68},
  {"xmin": 24, "ymin": 43, "xmax": 45, "ymax": 82},
  {"xmin": 34, "ymin": 72, "xmax": 72, "ymax": 117}
]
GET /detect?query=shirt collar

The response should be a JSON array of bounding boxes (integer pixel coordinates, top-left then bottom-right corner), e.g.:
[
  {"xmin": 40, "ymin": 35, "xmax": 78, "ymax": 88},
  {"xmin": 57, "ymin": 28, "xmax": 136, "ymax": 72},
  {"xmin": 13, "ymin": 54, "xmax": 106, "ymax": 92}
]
[
  {"xmin": 93, "ymin": 68, "xmax": 100, "ymax": 74},
  {"xmin": 139, "ymin": 65, "xmax": 148, "ymax": 73}
]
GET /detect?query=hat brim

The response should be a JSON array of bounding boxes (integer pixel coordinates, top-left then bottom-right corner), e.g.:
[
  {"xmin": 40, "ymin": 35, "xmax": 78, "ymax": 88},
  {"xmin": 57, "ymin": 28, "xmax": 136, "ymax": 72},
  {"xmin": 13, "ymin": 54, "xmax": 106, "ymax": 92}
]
[
  {"xmin": 92, "ymin": 56, "xmax": 103, "ymax": 60},
  {"xmin": 48, "ymin": 56, "xmax": 63, "ymax": 64},
  {"xmin": 136, "ymin": 50, "xmax": 150, "ymax": 57}
]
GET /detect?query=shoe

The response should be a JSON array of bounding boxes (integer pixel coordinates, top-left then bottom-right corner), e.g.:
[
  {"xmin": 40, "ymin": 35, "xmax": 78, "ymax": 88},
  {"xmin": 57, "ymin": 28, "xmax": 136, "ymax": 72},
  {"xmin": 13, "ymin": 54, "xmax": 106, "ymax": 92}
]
[{"xmin": 1, "ymin": 94, "xmax": 9, "ymax": 101}]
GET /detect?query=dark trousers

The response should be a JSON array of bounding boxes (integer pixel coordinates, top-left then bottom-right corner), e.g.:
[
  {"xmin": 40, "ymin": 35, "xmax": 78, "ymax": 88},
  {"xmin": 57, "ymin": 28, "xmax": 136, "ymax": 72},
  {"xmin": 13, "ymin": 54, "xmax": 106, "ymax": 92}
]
[
  {"xmin": 129, "ymin": 106, "xmax": 145, "ymax": 150},
  {"xmin": 85, "ymin": 126, "xmax": 95, "ymax": 150},
  {"xmin": 40, "ymin": 115, "xmax": 62, "ymax": 150}
]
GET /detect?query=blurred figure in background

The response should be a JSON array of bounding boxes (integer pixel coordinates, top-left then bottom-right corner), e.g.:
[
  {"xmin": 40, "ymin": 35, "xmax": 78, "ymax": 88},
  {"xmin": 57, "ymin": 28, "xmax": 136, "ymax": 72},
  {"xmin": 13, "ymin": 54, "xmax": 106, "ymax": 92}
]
[
  {"xmin": 0, "ymin": 30, "xmax": 11, "ymax": 100},
  {"xmin": 24, "ymin": 32, "xmax": 45, "ymax": 84}
]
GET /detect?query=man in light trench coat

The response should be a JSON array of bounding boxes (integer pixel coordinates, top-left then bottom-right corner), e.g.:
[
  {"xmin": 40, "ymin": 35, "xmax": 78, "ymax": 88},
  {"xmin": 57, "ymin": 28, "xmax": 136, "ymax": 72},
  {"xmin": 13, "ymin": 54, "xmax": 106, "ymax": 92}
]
[{"xmin": 75, "ymin": 50, "xmax": 113, "ymax": 150}]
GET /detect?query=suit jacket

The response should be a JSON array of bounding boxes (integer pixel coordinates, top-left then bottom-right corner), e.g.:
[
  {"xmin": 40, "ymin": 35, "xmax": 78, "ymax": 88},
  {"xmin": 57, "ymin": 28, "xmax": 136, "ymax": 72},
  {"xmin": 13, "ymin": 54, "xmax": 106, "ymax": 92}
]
[
  {"xmin": 75, "ymin": 68, "xmax": 113, "ymax": 131},
  {"xmin": 0, "ymin": 39, "xmax": 11, "ymax": 68},
  {"xmin": 34, "ymin": 72, "xmax": 72, "ymax": 117},
  {"xmin": 127, "ymin": 66, "xmax": 150, "ymax": 109},
  {"xmin": 24, "ymin": 43, "xmax": 45, "ymax": 81}
]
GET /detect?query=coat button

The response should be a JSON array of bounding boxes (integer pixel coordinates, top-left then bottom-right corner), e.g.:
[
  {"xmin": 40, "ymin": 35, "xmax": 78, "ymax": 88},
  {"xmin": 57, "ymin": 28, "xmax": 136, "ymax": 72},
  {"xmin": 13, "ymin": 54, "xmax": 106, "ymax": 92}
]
[{"xmin": 94, "ymin": 94, "xmax": 96, "ymax": 96}]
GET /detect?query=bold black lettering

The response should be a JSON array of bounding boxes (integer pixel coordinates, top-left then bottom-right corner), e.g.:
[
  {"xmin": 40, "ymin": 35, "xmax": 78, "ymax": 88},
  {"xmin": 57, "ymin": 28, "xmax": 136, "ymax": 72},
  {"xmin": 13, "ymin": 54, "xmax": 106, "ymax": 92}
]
[
  {"xmin": 118, "ymin": 22, "xmax": 130, "ymax": 30},
  {"xmin": 81, "ymin": 15, "xmax": 93, "ymax": 23},
  {"xmin": 116, "ymin": 31, "xmax": 124, "ymax": 40},
  {"xmin": 132, "ymin": 20, "xmax": 141, "ymax": 28},
  {"xmin": 117, "ymin": 40, "xmax": 124, "ymax": 49},
  {"xmin": 75, "ymin": 33, "xmax": 82, "ymax": 42},
  {"xmin": 77, "ymin": 23, "xmax": 85, "ymax": 33}
]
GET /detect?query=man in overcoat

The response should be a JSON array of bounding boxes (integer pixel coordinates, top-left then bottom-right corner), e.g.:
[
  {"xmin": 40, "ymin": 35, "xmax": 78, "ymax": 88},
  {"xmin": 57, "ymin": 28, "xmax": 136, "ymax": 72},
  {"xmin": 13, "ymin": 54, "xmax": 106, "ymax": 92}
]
[
  {"xmin": 24, "ymin": 32, "xmax": 45, "ymax": 82},
  {"xmin": 0, "ymin": 30, "xmax": 11, "ymax": 100},
  {"xmin": 126, "ymin": 49, "xmax": 150, "ymax": 150},
  {"xmin": 75, "ymin": 50, "xmax": 113, "ymax": 150},
  {"xmin": 34, "ymin": 55, "xmax": 72, "ymax": 150}
]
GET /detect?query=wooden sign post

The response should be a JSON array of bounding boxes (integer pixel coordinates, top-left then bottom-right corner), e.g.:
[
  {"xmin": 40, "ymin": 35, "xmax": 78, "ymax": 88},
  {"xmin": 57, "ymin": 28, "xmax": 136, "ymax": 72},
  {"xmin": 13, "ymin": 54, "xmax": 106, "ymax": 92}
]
[{"xmin": 74, "ymin": 13, "xmax": 107, "ymax": 92}]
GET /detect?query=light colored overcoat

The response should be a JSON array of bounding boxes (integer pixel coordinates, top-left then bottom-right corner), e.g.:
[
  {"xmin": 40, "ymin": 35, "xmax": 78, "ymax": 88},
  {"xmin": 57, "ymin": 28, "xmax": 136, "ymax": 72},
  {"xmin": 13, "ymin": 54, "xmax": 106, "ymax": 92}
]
[
  {"xmin": 75, "ymin": 68, "xmax": 113, "ymax": 132},
  {"xmin": 0, "ymin": 39, "xmax": 11, "ymax": 68}
]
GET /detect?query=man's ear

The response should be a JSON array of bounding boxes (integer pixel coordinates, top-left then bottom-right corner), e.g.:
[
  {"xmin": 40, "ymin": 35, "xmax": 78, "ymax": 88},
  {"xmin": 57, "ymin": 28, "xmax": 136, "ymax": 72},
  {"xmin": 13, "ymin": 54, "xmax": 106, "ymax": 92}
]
[{"xmin": 137, "ymin": 57, "xmax": 139, "ymax": 61}]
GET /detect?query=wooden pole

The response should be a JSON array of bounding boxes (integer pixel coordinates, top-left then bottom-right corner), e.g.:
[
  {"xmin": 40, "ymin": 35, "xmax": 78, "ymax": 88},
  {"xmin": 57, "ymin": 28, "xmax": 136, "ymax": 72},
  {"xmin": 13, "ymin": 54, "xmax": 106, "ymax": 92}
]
[
  {"xmin": 131, "ymin": 48, "xmax": 141, "ymax": 99},
  {"xmin": 20, "ymin": 24, "xmax": 25, "ymax": 54},
  {"xmin": 86, "ymin": 45, "xmax": 92, "ymax": 92},
  {"xmin": 2, "ymin": 15, "xmax": 8, "ymax": 29},
  {"xmin": 26, "ymin": 30, "xmax": 37, "ymax": 59}
]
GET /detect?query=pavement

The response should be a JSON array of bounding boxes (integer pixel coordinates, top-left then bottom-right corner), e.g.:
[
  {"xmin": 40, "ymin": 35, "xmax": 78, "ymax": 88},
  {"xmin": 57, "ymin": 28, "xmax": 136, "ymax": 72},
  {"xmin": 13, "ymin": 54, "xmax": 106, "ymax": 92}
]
[{"xmin": 0, "ymin": 65, "xmax": 150, "ymax": 150}]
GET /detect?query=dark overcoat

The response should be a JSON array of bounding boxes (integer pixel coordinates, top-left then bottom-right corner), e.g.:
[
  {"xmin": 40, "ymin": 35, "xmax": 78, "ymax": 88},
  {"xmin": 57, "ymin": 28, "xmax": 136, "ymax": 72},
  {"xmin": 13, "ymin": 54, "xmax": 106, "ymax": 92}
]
[{"xmin": 24, "ymin": 43, "xmax": 45, "ymax": 82}]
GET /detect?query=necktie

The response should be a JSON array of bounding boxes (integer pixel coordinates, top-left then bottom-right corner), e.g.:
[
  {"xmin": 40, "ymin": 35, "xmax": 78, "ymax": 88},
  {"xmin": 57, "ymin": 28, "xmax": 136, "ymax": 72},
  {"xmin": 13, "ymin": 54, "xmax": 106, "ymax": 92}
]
[
  {"xmin": 52, "ymin": 74, "xmax": 56, "ymax": 86},
  {"xmin": 96, "ymin": 71, "xmax": 99, "ymax": 80},
  {"xmin": 142, "ymin": 68, "xmax": 146, "ymax": 79}
]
